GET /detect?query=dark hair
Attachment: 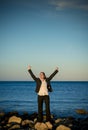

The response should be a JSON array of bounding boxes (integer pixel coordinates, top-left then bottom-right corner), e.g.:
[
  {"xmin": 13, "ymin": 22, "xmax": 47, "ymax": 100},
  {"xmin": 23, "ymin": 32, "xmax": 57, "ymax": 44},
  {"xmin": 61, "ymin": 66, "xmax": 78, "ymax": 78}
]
[{"xmin": 40, "ymin": 72, "xmax": 46, "ymax": 79}]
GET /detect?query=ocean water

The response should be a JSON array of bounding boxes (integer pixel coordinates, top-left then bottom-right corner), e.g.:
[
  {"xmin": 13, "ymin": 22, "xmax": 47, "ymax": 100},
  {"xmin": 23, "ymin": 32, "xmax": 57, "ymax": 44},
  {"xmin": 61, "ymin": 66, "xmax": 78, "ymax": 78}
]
[{"xmin": 0, "ymin": 81, "xmax": 88, "ymax": 118}]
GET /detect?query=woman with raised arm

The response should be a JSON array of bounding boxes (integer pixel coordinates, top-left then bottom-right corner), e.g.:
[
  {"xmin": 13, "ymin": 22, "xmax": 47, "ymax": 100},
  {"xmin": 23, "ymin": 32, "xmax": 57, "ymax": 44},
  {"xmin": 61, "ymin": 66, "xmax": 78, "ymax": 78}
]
[{"xmin": 28, "ymin": 65, "xmax": 59, "ymax": 124}]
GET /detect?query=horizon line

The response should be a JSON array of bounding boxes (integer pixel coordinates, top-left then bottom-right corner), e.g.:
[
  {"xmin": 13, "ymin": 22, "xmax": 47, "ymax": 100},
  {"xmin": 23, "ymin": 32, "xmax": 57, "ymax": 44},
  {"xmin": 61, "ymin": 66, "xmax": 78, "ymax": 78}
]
[{"xmin": 0, "ymin": 80, "xmax": 88, "ymax": 82}]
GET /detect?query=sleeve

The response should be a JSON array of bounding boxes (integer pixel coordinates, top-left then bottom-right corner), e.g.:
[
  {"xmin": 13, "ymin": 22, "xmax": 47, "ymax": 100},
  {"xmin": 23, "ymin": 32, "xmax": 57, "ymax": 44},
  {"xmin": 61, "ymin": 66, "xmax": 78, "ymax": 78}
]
[
  {"xmin": 28, "ymin": 69, "xmax": 37, "ymax": 81},
  {"xmin": 48, "ymin": 69, "xmax": 58, "ymax": 81}
]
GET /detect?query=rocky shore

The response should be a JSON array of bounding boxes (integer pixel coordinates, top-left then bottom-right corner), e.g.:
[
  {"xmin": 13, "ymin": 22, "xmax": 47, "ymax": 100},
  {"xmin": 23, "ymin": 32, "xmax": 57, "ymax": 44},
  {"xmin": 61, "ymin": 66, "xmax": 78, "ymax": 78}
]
[{"xmin": 0, "ymin": 110, "xmax": 88, "ymax": 130}]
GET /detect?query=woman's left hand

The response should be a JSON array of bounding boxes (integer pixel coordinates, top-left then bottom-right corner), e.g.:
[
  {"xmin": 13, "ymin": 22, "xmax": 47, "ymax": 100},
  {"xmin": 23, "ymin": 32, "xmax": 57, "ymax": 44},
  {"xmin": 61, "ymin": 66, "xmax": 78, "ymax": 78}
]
[{"xmin": 56, "ymin": 67, "xmax": 59, "ymax": 71}]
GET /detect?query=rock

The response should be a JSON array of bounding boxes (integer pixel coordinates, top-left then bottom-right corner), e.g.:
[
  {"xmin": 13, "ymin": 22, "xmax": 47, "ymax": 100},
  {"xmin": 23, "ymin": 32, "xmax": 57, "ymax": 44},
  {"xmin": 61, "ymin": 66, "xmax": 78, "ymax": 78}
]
[
  {"xmin": 0, "ymin": 112, "xmax": 5, "ymax": 117},
  {"xmin": 34, "ymin": 118, "xmax": 37, "ymax": 123},
  {"xmin": 8, "ymin": 116, "xmax": 22, "ymax": 124},
  {"xmin": 35, "ymin": 122, "xmax": 48, "ymax": 130},
  {"xmin": 22, "ymin": 119, "xmax": 34, "ymax": 128},
  {"xmin": 45, "ymin": 121, "xmax": 53, "ymax": 129},
  {"xmin": 56, "ymin": 125, "xmax": 71, "ymax": 130},
  {"xmin": 43, "ymin": 114, "xmax": 54, "ymax": 121},
  {"xmin": 22, "ymin": 119, "xmax": 30, "ymax": 125},
  {"xmin": 81, "ymin": 125, "xmax": 88, "ymax": 130},
  {"xmin": 68, "ymin": 124, "xmax": 73, "ymax": 127},
  {"xmin": 55, "ymin": 118, "xmax": 62, "ymax": 124},
  {"xmin": 35, "ymin": 122, "xmax": 41, "ymax": 130},
  {"xmin": 0, "ymin": 126, "xmax": 2, "ymax": 129},
  {"xmin": 6, "ymin": 123, "xmax": 12, "ymax": 127},
  {"xmin": 8, "ymin": 124, "xmax": 20, "ymax": 130},
  {"xmin": 79, "ymin": 118, "xmax": 88, "ymax": 130},
  {"xmin": 76, "ymin": 109, "xmax": 88, "ymax": 115}
]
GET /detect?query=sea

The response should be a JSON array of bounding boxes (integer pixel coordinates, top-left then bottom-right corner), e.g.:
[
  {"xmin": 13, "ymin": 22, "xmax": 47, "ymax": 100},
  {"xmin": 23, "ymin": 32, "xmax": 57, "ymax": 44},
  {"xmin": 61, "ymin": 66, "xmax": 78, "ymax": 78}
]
[{"xmin": 0, "ymin": 81, "xmax": 88, "ymax": 118}]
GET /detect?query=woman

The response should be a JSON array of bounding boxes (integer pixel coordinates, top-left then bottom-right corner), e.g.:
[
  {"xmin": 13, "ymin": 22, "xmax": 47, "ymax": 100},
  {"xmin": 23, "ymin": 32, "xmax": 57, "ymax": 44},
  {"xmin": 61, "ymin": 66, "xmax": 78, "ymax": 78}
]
[{"xmin": 28, "ymin": 65, "xmax": 59, "ymax": 123}]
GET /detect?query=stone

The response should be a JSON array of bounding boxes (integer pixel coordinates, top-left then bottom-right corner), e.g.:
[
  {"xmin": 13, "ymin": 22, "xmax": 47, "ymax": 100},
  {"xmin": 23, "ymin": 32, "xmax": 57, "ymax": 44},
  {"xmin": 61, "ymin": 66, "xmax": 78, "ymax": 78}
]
[
  {"xmin": 6, "ymin": 123, "xmax": 12, "ymax": 127},
  {"xmin": 34, "ymin": 118, "xmax": 37, "ymax": 123},
  {"xmin": 0, "ymin": 112, "xmax": 5, "ymax": 117},
  {"xmin": 35, "ymin": 122, "xmax": 41, "ymax": 130},
  {"xmin": 45, "ymin": 121, "xmax": 53, "ymax": 129},
  {"xmin": 22, "ymin": 119, "xmax": 34, "ymax": 128},
  {"xmin": 35, "ymin": 122, "xmax": 48, "ymax": 130},
  {"xmin": 8, "ymin": 124, "xmax": 20, "ymax": 130},
  {"xmin": 76, "ymin": 109, "xmax": 88, "ymax": 115},
  {"xmin": 68, "ymin": 124, "xmax": 73, "ymax": 127},
  {"xmin": 55, "ymin": 118, "xmax": 62, "ymax": 124},
  {"xmin": 56, "ymin": 125, "xmax": 71, "ymax": 130},
  {"xmin": 43, "ymin": 114, "xmax": 54, "ymax": 121},
  {"xmin": 22, "ymin": 119, "xmax": 30, "ymax": 125},
  {"xmin": 8, "ymin": 116, "xmax": 22, "ymax": 124}
]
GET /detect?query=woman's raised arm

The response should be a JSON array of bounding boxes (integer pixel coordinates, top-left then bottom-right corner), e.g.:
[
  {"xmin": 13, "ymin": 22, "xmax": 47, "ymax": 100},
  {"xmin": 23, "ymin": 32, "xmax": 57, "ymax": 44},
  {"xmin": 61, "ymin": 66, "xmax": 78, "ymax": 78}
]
[
  {"xmin": 28, "ymin": 65, "xmax": 37, "ymax": 81},
  {"xmin": 48, "ymin": 67, "xmax": 59, "ymax": 80}
]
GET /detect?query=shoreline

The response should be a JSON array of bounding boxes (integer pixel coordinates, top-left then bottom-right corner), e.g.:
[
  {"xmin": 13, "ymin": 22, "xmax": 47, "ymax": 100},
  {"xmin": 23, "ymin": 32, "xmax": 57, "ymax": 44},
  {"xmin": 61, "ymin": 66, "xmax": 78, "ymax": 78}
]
[{"xmin": 0, "ymin": 111, "xmax": 88, "ymax": 130}]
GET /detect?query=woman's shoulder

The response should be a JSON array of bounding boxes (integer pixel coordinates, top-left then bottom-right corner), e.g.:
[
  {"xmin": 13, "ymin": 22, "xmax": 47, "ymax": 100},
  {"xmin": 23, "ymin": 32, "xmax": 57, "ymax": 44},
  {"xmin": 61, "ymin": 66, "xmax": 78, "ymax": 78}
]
[
  {"xmin": 45, "ymin": 78, "xmax": 50, "ymax": 82},
  {"xmin": 36, "ymin": 78, "xmax": 41, "ymax": 82}
]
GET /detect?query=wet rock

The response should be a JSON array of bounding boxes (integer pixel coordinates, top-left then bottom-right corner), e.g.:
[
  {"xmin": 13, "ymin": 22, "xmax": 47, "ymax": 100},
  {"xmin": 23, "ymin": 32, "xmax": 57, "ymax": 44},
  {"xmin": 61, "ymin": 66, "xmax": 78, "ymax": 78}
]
[
  {"xmin": 8, "ymin": 116, "xmax": 22, "ymax": 124},
  {"xmin": 8, "ymin": 124, "xmax": 20, "ymax": 130},
  {"xmin": 76, "ymin": 109, "xmax": 88, "ymax": 115},
  {"xmin": 81, "ymin": 125, "xmax": 88, "ymax": 130},
  {"xmin": 54, "ymin": 117, "xmax": 73, "ymax": 128},
  {"xmin": 55, "ymin": 118, "xmax": 62, "ymax": 124},
  {"xmin": 56, "ymin": 125, "xmax": 71, "ymax": 130},
  {"xmin": 22, "ymin": 119, "xmax": 34, "ymax": 128},
  {"xmin": 62, "ymin": 117, "xmax": 74, "ymax": 127},
  {"xmin": 43, "ymin": 114, "xmax": 54, "ymax": 122},
  {"xmin": 6, "ymin": 123, "xmax": 12, "ymax": 127},
  {"xmin": 79, "ymin": 118, "xmax": 88, "ymax": 130},
  {"xmin": 0, "ymin": 126, "xmax": 2, "ymax": 129},
  {"xmin": 45, "ymin": 121, "xmax": 53, "ymax": 129},
  {"xmin": 35, "ymin": 122, "xmax": 48, "ymax": 130},
  {"xmin": 21, "ymin": 112, "xmax": 38, "ymax": 121},
  {"xmin": 0, "ymin": 112, "xmax": 5, "ymax": 124},
  {"xmin": 0, "ymin": 112, "xmax": 5, "ymax": 117},
  {"xmin": 34, "ymin": 118, "xmax": 37, "ymax": 123}
]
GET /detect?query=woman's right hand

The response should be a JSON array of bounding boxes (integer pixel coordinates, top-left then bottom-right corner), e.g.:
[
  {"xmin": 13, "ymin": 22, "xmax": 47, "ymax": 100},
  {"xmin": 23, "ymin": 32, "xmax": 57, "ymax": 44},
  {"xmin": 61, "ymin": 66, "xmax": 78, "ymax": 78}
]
[{"xmin": 28, "ymin": 65, "xmax": 31, "ymax": 70}]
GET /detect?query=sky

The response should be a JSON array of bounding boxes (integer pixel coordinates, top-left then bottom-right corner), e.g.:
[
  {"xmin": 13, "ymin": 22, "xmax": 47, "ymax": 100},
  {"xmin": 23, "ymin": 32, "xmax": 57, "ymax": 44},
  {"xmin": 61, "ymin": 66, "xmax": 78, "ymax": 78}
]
[{"xmin": 0, "ymin": 0, "xmax": 88, "ymax": 81}]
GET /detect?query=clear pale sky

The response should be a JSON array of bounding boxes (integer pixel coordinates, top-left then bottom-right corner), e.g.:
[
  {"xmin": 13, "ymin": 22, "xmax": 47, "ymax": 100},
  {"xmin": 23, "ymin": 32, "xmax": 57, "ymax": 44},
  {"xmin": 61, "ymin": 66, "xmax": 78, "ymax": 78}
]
[{"xmin": 0, "ymin": 0, "xmax": 88, "ymax": 81}]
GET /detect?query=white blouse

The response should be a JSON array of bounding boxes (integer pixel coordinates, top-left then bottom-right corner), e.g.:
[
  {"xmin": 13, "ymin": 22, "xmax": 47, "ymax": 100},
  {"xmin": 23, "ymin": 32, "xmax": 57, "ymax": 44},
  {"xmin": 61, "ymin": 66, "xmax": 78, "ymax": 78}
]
[{"xmin": 38, "ymin": 80, "xmax": 48, "ymax": 96}]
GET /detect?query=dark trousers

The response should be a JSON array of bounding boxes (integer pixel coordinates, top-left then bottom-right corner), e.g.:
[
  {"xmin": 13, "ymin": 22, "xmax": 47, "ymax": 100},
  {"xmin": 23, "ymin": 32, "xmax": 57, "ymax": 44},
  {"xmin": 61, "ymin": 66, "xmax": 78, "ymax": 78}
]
[{"xmin": 38, "ymin": 95, "xmax": 51, "ymax": 122}]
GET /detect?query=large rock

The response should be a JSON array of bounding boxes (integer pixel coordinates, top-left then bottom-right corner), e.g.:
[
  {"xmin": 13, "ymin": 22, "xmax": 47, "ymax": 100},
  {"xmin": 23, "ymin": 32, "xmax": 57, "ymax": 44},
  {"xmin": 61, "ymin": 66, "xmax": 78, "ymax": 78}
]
[
  {"xmin": 56, "ymin": 125, "xmax": 71, "ymax": 130},
  {"xmin": 8, "ymin": 116, "xmax": 22, "ymax": 124},
  {"xmin": 76, "ymin": 109, "xmax": 88, "ymax": 115},
  {"xmin": 35, "ymin": 122, "xmax": 48, "ymax": 130}
]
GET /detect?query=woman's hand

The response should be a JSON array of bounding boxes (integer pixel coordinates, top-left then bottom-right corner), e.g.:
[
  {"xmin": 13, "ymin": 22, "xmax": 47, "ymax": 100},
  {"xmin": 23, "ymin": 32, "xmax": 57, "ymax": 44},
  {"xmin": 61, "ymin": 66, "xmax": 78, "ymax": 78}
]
[
  {"xmin": 28, "ymin": 65, "xmax": 31, "ymax": 70},
  {"xmin": 56, "ymin": 67, "xmax": 59, "ymax": 71}
]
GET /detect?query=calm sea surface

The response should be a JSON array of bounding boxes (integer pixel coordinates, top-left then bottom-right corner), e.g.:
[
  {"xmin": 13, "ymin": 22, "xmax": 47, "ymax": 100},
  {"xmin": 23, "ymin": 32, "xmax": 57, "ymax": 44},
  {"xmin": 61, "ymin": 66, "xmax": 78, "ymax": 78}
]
[{"xmin": 0, "ymin": 81, "xmax": 88, "ymax": 118}]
